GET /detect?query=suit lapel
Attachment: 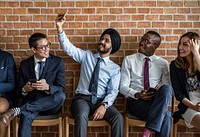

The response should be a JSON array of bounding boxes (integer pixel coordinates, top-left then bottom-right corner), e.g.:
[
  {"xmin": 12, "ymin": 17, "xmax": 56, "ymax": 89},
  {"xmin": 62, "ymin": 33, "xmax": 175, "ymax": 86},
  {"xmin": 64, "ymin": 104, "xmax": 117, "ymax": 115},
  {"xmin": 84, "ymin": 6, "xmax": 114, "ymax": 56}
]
[{"xmin": 28, "ymin": 56, "xmax": 37, "ymax": 79}]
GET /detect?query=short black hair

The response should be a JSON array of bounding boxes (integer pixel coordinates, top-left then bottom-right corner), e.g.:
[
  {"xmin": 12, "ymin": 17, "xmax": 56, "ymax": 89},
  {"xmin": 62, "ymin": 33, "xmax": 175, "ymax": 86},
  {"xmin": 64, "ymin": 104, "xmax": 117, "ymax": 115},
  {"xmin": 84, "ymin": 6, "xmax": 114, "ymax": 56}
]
[
  {"xmin": 28, "ymin": 33, "xmax": 47, "ymax": 48},
  {"xmin": 146, "ymin": 31, "xmax": 161, "ymax": 46}
]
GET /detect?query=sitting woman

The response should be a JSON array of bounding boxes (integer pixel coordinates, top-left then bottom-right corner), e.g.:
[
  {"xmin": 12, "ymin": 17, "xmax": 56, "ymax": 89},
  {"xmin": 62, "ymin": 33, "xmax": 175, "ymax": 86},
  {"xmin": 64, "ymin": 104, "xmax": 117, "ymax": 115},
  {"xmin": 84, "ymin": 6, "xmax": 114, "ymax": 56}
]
[
  {"xmin": 0, "ymin": 50, "xmax": 16, "ymax": 137},
  {"xmin": 170, "ymin": 32, "xmax": 200, "ymax": 129}
]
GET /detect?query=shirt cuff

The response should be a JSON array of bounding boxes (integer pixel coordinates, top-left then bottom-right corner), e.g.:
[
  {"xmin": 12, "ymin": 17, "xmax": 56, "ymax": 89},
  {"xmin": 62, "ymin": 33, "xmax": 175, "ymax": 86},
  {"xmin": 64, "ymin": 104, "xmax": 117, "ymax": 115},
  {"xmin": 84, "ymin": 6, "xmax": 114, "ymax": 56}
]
[
  {"xmin": 129, "ymin": 91, "xmax": 139, "ymax": 100},
  {"xmin": 22, "ymin": 88, "xmax": 28, "ymax": 96}
]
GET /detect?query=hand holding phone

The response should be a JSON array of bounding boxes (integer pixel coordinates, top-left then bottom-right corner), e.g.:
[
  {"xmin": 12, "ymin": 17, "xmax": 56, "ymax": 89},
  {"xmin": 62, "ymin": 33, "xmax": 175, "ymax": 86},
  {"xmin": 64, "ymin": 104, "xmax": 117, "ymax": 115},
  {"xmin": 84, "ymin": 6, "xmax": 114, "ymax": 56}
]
[
  {"xmin": 29, "ymin": 79, "xmax": 37, "ymax": 84},
  {"xmin": 56, "ymin": 13, "xmax": 67, "ymax": 21},
  {"xmin": 146, "ymin": 87, "xmax": 157, "ymax": 96}
]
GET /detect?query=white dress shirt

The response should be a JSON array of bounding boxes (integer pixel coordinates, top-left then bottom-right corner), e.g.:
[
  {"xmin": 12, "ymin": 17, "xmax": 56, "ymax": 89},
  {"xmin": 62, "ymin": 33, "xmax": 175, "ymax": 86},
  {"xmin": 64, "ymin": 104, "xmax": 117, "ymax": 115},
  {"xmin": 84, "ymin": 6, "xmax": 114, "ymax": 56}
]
[
  {"xmin": 34, "ymin": 56, "xmax": 46, "ymax": 80},
  {"xmin": 120, "ymin": 52, "xmax": 170, "ymax": 99}
]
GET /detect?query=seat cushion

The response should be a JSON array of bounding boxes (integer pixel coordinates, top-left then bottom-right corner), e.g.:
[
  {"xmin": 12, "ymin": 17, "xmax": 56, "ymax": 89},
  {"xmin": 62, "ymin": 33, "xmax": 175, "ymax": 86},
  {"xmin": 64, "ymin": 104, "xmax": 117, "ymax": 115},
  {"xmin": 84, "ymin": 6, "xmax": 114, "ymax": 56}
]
[{"xmin": 35, "ymin": 114, "xmax": 60, "ymax": 120}]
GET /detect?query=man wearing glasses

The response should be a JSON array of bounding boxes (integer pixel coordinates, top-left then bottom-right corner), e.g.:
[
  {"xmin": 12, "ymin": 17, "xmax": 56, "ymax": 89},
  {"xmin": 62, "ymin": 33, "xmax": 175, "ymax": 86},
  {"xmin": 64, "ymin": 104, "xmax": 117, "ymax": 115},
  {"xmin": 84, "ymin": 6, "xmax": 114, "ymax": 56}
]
[
  {"xmin": 0, "ymin": 33, "xmax": 66, "ymax": 137},
  {"xmin": 120, "ymin": 31, "xmax": 173, "ymax": 137}
]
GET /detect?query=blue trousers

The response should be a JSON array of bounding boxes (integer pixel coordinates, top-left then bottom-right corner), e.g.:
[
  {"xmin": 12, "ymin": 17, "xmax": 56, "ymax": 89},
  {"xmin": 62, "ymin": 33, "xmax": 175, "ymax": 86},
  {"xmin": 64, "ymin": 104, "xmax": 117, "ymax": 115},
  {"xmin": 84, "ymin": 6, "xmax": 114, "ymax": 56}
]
[
  {"xmin": 71, "ymin": 94, "xmax": 124, "ymax": 137},
  {"xmin": 127, "ymin": 85, "xmax": 173, "ymax": 137},
  {"xmin": 18, "ymin": 91, "xmax": 66, "ymax": 137}
]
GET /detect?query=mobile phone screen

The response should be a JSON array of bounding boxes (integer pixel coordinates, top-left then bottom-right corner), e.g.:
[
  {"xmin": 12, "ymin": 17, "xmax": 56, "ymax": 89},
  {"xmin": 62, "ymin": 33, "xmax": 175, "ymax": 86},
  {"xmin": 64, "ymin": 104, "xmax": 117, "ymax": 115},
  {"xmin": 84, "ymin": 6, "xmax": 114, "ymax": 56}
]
[
  {"xmin": 147, "ymin": 87, "xmax": 157, "ymax": 93},
  {"xmin": 29, "ymin": 79, "xmax": 37, "ymax": 83},
  {"xmin": 57, "ymin": 13, "xmax": 65, "ymax": 21}
]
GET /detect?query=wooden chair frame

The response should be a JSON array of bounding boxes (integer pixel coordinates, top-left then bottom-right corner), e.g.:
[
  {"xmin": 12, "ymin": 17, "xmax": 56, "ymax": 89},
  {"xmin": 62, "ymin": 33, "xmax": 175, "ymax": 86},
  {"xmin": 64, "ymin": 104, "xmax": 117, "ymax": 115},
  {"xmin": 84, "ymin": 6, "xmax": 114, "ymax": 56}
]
[
  {"xmin": 13, "ymin": 97, "xmax": 65, "ymax": 137},
  {"xmin": 172, "ymin": 96, "xmax": 187, "ymax": 137},
  {"xmin": 65, "ymin": 77, "xmax": 111, "ymax": 137},
  {"xmin": 7, "ymin": 124, "xmax": 10, "ymax": 137},
  {"xmin": 124, "ymin": 98, "xmax": 145, "ymax": 137},
  {"xmin": 124, "ymin": 95, "xmax": 173, "ymax": 137},
  {"xmin": 14, "ymin": 111, "xmax": 63, "ymax": 137}
]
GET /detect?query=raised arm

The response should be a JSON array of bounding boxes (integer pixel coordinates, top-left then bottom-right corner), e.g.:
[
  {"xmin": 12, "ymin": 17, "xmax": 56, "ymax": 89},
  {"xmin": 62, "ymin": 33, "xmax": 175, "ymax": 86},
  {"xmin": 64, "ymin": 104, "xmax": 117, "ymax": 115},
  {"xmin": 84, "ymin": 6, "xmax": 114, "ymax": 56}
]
[
  {"xmin": 56, "ymin": 13, "xmax": 67, "ymax": 33},
  {"xmin": 190, "ymin": 39, "xmax": 200, "ymax": 71}
]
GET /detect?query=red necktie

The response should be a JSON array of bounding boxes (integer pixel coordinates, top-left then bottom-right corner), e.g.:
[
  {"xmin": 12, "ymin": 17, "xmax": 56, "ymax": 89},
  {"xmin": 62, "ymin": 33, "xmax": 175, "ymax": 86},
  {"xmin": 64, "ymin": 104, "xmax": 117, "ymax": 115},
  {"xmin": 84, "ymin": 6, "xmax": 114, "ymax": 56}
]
[{"xmin": 144, "ymin": 57, "xmax": 150, "ymax": 90}]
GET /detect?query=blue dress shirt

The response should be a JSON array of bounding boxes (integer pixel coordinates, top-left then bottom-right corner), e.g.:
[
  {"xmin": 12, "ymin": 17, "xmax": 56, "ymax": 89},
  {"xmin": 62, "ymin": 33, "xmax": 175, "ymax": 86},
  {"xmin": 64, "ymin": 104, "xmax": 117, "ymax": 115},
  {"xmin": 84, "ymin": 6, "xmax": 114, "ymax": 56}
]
[{"xmin": 58, "ymin": 32, "xmax": 121, "ymax": 107}]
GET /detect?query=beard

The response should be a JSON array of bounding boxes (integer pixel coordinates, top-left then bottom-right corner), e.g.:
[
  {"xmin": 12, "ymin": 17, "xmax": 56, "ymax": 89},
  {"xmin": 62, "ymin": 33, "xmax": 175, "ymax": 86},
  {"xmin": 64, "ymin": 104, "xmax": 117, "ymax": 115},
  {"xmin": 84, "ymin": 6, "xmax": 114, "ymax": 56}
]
[{"xmin": 97, "ymin": 43, "xmax": 112, "ymax": 54}]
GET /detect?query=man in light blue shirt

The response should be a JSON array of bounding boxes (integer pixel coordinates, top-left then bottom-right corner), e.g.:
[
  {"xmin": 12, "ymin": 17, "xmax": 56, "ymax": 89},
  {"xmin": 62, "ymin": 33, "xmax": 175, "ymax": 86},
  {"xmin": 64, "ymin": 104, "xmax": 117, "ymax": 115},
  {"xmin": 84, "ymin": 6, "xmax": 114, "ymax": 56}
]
[{"xmin": 56, "ymin": 14, "xmax": 123, "ymax": 137}]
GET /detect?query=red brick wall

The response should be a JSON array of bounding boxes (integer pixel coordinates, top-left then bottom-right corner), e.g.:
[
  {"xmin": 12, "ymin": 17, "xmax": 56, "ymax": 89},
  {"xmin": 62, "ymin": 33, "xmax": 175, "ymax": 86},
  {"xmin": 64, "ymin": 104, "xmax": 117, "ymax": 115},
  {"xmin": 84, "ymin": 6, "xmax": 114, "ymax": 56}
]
[{"xmin": 0, "ymin": 1, "xmax": 199, "ymax": 137}]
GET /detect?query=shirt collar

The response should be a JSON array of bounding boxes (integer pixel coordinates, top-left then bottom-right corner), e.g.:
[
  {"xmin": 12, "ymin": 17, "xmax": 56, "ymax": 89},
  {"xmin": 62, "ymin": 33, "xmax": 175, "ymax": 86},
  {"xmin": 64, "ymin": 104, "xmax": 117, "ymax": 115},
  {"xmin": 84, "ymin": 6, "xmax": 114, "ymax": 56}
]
[
  {"xmin": 138, "ymin": 53, "xmax": 158, "ymax": 62},
  {"xmin": 94, "ymin": 53, "xmax": 110, "ymax": 63},
  {"xmin": 34, "ymin": 56, "xmax": 46, "ymax": 64}
]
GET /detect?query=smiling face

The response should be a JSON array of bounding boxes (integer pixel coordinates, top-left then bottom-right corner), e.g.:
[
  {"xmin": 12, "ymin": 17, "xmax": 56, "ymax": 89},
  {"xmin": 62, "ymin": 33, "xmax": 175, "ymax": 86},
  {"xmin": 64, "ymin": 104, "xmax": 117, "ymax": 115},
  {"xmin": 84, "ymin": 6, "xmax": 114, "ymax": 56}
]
[
  {"xmin": 138, "ymin": 33, "xmax": 160, "ymax": 56},
  {"xmin": 31, "ymin": 38, "xmax": 50, "ymax": 60},
  {"xmin": 178, "ymin": 36, "xmax": 191, "ymax": 58},
  {"xmin": 97, "ymin": 34, "xmax": 112, "ymax": 55}
]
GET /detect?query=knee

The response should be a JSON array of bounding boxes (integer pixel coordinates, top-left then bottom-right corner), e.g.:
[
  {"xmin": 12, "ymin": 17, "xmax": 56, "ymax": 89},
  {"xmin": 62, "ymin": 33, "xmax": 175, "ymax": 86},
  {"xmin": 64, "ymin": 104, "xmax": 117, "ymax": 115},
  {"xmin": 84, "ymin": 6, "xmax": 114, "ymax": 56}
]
[
  {"xmin": 53, "ymin": 91, "xmax": 66, "ymax": 104},
  {"xmin": 0, "ymin": 98, "xmax": 9, "ymax": 114},
  {"xmin": 159, "ymin": 85, "xmax": 173, "ymax": 98}
]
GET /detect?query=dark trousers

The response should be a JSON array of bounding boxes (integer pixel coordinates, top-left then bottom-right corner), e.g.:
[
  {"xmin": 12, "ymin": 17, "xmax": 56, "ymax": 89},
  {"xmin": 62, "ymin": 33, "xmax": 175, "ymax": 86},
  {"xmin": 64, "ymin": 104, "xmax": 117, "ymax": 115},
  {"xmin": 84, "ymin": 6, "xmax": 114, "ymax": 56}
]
[
  {"xmin": 71, "ymin": 94, "xmax": 124, "ymax": 137},
  {"xmin": 128, "ymin": 85, "xmax": 173, "ymax": 137},
  {"xmin": 18, "ymin": 91, "xmax": 66, "ymax": 137}
]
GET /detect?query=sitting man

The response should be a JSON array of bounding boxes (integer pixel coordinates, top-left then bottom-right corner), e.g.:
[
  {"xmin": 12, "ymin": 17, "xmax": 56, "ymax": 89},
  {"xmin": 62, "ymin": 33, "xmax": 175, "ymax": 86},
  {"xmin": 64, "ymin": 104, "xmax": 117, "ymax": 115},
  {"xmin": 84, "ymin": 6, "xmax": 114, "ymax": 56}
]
[
  {"xmin": 0, "ymin": 33, "xmax": 66, "ymax": 137},
  {"xmin": 0, "ymin": 50, "xmax": 16, "ymax": 137},
  {"xmin": 56, "ymin": 13, "xmax": 124, "ymax": 137},
  {"xmin": 120, "ymin": 31, "xmax": 173, "ymax": 137}
]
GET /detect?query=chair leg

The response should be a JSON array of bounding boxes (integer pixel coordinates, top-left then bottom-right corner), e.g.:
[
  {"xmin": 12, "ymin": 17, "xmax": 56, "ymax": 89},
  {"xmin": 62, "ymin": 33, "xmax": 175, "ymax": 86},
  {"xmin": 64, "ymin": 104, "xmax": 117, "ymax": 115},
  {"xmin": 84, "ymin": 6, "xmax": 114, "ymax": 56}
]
[
  {"xmin": 170, "ymin": 118, "xmax": 173, "ymax": 137},
  {"xmin": 125, "ymin": 117, "xmax": 129, "ymax": 137},
  {"xmin": 173, "ymin": 123, "xmax": 177, "ymax": 137},
  {"xmin": 14, "ymin": 117, "xmax": 19, "ymax": 137},
  {"xmin": 59, "ymin": 117, "xmax": 62, "ymax": 137},
  {"xmin": 7, "ymin": 124, "xmax": 10, "ymax": 137},
  {"xmin": 66, "ymin": 117, "xmax": 69, "ymax": 137},
  {"xmin": 108, "ymin": 125, "xmax": 111, "ymax": 137}
]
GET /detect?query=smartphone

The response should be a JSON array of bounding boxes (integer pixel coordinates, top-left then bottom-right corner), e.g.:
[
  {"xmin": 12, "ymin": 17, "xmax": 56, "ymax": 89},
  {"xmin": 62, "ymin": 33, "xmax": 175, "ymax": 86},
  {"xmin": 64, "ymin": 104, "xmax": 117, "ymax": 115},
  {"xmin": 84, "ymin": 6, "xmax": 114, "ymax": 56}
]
[
  {"xmin": 29, "ymin": 79, "xmax": 37, "ymax": 84},
  {"xmin": 56, "ymin": 13, "xmax": 66, "ymax": 21},
  {"xmin": 146, "ymin": 87, "xmax": 157, "ymax": 94}
]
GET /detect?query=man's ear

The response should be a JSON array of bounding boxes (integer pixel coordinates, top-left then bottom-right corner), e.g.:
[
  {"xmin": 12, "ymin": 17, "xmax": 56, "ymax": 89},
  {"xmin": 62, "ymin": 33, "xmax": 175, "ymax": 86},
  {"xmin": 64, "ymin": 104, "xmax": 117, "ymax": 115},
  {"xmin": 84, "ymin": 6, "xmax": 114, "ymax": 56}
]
[
  {"xmin": 31, "ymin": 47, "xmax": 36, "ymax": 53},
  {"xmin": 155, "ymin": 44, "xmax": 159, "ymax": 49}
]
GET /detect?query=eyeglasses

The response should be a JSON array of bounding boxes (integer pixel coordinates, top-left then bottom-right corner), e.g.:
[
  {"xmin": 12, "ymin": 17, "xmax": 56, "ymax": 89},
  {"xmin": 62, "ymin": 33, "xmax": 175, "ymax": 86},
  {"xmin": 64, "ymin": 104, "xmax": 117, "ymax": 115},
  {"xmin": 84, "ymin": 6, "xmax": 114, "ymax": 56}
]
[
  {"xmin": 35, "ymin": 42, "xmax": 51, "ymax": 50},
  {"xmin": 140, "ymin": 38, "xmax": 157, "ymax": 46}
]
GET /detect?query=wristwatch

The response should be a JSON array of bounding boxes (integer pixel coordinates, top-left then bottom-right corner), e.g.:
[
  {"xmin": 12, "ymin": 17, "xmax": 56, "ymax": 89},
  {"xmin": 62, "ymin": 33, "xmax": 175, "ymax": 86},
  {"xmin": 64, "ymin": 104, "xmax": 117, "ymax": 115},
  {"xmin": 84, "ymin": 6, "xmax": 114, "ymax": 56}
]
[
  {"xmin": 22, "ymin": 87, "xmax": 28, "ymax": 95},
  {"xmin": 22, "ymin": 87, "xmax": 26, "ymax": 93},
  {"xmin": 101, "ymin": 102, "xmax": 108, "ymax": 109}
]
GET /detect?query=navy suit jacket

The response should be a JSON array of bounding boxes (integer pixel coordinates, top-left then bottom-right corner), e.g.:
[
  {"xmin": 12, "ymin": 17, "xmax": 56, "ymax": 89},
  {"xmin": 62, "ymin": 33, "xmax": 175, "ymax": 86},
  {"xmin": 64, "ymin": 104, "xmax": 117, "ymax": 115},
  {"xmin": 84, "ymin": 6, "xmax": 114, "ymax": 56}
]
[
  {"xmin": 170, "ymin": 60, "xmax": 200, "ymax": 123},
  {"xmin": 0, "ymin": 50, "xmax": 16, "ymax": 105},
  {"xmin": 16, "ymin": 54, "xmax": 65, "ymax": 103}
]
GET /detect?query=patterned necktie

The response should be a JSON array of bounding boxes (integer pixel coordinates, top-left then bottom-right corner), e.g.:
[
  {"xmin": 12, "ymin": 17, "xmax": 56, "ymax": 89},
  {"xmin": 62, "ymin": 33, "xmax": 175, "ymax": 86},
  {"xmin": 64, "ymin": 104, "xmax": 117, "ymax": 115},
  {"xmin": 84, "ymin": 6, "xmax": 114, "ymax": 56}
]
[
  {"xmin": 144, "ymin": 57, "xmax": 150, "ymax": 90},
  {"xmin": 38, "ymin": 61, "xmax": 45, "ymax": 79},
  {"xmin": 89, "ymin": 58, "xmax": 102, "ymax": 105}
]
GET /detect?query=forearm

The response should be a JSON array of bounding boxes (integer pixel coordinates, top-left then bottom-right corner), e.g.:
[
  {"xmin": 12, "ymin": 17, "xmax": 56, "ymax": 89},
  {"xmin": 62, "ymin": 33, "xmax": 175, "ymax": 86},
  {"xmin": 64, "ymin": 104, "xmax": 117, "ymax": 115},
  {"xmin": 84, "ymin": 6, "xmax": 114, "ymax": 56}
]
[
  {"xmin": 56, "ymin": 21, "xmax": 63, "ymax": 34},
  {"xmin": 120, "ymin": 86, "xmax": 139, "ymax": 99},
  {"xmin": 0, "ymin": 82, "xmax": 15, "ymax": 93},
  {"xmin": 182, "ymin": 98, "xmax": 195, "ymax": 110},
  {"xmin": 193, "ymin": 53, "xmax": 200, "ymax": 71},
  {"xmin": 102, "ymin": 92, "xmax": 118, "ymax": 107}
]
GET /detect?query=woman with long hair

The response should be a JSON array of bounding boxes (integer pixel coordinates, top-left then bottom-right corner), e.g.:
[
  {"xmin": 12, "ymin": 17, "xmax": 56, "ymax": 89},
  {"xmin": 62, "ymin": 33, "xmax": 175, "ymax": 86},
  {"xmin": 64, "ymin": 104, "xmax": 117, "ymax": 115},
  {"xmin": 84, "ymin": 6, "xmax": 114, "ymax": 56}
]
[{"xmin": 170, "ymin": 32, "xmax": 200, "ymax": 128}]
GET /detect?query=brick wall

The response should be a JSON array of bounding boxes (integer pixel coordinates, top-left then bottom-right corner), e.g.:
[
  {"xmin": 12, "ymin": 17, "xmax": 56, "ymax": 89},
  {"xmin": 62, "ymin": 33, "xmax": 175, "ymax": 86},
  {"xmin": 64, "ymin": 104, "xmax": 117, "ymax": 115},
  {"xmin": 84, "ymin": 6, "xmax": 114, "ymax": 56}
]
[{"xmin": 0, "ymin": 0, "xmax": 199, "ymax": 137}]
